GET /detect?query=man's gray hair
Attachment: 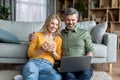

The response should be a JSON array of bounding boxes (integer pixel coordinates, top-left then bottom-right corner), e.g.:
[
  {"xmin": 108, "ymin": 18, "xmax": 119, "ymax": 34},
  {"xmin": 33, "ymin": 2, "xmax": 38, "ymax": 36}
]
[{"xmin": 64, "ymin": 8, "xmax": 79, "ymax": 18}]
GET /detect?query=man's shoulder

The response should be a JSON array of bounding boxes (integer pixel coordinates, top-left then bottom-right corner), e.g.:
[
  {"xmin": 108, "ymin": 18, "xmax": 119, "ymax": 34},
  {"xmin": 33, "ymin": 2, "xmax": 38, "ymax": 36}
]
[
  {"xmin": 77, "ymin": 28, "xmax": 91, "ymax": 37},
  {"xmin": 77, "ymin": 28, "xmax": 88, "ymax": 33}
]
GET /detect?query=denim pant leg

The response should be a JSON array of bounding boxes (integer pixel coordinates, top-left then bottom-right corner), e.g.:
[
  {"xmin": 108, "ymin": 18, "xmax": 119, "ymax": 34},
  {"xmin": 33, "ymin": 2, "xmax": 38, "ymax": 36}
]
[
  {"xmin": 78, "ymin": 66, "xmax": 93, "ymax": 80},
  {"xmin": 62, "ymin": 72, "xmax": 76, "ymax": 80},
  {"xmin": 38, "ymin": 59, "xmax": 62, "ymax": 80},
  {"xmin": 39, "ymin": 68, "xmax": 61, "ymax": 80},
  {"xmin": 47, "ymin": 69, "xmax": 61, "ymax": 80},
  {"xmin": 22, "ymin": 61, "xmax": 39, "ymax": 80}
]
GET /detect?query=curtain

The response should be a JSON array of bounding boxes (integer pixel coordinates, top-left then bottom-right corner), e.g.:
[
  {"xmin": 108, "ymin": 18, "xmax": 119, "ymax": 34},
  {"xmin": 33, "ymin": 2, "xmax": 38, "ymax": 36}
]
[
  {"xmin": 16, "ymin": 0, "xmax": 46, "ymax": 22},
  {"xmin": 16, "ymin": 0, "xmax": 55, "ymax": 22},
  {"xmin": 0, "ymin": 0, "xmax": 55, "ymax": 21}
]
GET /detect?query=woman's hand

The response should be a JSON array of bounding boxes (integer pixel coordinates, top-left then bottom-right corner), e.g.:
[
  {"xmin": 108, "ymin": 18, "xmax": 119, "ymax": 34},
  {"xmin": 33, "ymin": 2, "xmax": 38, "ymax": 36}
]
[
  {"xmin": 41, "ymin": 42, "xmax": 49, "ymax": 52},
  {"xmin": 41, "ymin": 42, "xmax": 55, "ymax": 53},
  {"xmin": 41, "ymin": 41, "xmax": 58, "ymax": 58}
]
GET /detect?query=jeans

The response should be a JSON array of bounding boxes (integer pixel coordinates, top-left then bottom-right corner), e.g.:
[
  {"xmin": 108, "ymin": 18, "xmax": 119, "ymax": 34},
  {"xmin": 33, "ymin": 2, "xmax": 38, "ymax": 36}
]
[
  {"xmin": 22, "ymin": 59, "xmax": 61, "ymax": 80},
  {"xmin": 63, "ymin": 66, "xmax": 93, "ymax": 80}
]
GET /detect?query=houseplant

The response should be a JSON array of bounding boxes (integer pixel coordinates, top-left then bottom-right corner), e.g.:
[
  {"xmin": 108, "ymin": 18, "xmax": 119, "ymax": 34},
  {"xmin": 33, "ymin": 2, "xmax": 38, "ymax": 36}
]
[
  {"xmin": 0, "ymin": 5, "xmax": 10, "ymax": 20},
  {"xmin": 74, "ymin": 0, "xmax": 88, "ymax": 21}
]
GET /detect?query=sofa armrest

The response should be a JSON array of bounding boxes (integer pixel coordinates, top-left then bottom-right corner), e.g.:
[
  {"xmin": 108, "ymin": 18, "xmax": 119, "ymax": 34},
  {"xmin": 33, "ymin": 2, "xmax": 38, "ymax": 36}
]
[{"xmin": 102, "ymin": 32, "xmax": 117, "ymax": 63}]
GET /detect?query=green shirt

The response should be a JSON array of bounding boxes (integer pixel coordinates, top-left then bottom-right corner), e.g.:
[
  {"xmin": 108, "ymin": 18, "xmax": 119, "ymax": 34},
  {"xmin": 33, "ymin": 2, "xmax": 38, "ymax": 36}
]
[{"xmin": 61, "ymin": 26, "xmax": 94, "ymax": 56}]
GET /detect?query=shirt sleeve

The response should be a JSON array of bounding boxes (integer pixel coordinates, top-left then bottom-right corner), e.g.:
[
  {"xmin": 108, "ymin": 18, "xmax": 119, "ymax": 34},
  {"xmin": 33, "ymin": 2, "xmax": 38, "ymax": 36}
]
[{"xmin": 84, "ymin": 31, "xmax": 94, "ymax": 55}]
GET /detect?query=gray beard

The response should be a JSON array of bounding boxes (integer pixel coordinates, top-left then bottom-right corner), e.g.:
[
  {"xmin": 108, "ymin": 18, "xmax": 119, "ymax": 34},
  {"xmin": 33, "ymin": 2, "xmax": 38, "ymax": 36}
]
[{"xmin": 66, "ymin": 26, "xmax": 75, "ymax": 30}]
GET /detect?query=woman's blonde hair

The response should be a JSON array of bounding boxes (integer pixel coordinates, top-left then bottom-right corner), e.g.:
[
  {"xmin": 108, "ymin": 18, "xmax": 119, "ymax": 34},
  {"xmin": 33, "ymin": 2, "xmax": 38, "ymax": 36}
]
[{"xmin": 40, "ymin": 14, "xmax": 61, "ymax": 37}]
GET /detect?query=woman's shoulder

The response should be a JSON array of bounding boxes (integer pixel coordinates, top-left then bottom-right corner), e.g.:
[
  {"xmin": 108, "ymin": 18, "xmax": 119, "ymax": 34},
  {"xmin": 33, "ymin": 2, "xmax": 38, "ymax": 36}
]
[
  {"xmin": 55, "ymin": 35, "xmax": 62, "ymax": 41},
  {"xmin": 35, "ymin": 32, "xmax": 43, "ymax": 36}
]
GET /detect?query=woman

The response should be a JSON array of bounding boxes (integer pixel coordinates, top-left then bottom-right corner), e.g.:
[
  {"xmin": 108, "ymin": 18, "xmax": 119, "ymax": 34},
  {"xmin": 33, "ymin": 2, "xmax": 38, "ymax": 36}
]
[{"xmin": 22, "ymin": 14, "xmax": 62, "ymax": 80}]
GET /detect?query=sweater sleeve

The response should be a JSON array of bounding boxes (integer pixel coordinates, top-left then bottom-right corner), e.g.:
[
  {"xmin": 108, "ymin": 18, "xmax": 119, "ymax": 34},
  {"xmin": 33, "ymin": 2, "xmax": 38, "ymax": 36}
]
[
  {"xmin": 27, "ymin": 33, "xmax": 39, "ymax": 58},
  {"xmin": 54, "ymin": 36, "xmax": 62, "ymax": 60}
]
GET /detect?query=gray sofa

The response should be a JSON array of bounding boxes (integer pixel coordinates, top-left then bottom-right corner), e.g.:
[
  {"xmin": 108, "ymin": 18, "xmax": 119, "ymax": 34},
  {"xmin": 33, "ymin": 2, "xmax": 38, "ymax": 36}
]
[{"xmin": 0, "ymin": 20, "xmax": 117, "ymax": 73}]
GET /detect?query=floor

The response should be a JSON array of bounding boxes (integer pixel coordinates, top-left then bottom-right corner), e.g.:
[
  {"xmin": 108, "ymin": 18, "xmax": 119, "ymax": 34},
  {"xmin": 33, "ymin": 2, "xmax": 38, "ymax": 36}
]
[
  {"xmin": 92, "ymin": 51, "xmax": 120, "ymax": 80},
  {"xmin": 111, "ymin": 51, "xmax": 120, "ymax": 80},
  {"xmin": 0, "ymin": 51, "xmax": 120, "ymax": 80}
]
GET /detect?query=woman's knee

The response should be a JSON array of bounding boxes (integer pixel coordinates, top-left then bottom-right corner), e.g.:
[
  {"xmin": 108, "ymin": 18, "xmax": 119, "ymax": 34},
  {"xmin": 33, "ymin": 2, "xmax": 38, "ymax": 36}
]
[
  {"xmin": 52, "ymin": 73, "xmax": 62, "ymax": 80},
  {"xmin": 39, "ymin": 71, "xmax": 61, "ymax": 80},
  {"xmin": 51, "ymin": 70, "xmax": 62, "ymax": 80},
  {"xmin": 22, "ymin": 62, "xmax": 38, "ymax": 78}
]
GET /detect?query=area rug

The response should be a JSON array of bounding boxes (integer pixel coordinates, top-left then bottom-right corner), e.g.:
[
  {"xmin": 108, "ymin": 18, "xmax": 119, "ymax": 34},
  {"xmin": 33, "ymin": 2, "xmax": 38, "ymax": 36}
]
[
  {"xmin": 91, "ymin": 71, "xmax": 113, "ymax": 80},
  {"xmin": 0, "ymin": 70, "xmax": 113, "ymax": 80}
]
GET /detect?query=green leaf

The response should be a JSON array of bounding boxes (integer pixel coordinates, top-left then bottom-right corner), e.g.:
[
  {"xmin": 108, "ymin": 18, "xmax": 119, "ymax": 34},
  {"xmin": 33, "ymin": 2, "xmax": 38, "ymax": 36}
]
[{"xmin": 0, "ymin": 5, "xmax": 11, "ymax": 20}]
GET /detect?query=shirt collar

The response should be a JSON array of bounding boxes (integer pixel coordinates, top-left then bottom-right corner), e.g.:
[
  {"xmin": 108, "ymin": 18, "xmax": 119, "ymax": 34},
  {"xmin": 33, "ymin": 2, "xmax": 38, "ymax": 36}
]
[{"xmin": 65, "ymin": 26, "xmax": 78, "ymax": 33}]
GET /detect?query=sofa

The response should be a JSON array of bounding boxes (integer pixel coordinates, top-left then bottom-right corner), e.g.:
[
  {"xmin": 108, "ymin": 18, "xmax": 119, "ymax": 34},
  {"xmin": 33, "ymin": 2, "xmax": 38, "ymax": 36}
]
[{"xmin": 0, "ymin": 20, "xmax": 117, "ymax": 74}]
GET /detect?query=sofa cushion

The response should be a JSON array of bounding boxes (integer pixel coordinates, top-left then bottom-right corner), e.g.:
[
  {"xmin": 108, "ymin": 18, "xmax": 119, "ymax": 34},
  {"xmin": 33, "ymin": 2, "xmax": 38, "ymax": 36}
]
[
  {"xmin": 91, "ymin": 22, "xmax": 107, "ymax": 44},
  {"xmin": 77, "ymin": 20, "xmax": 96, "ymax": 33},
  {"xmin": 0, "ymin": 28, "xmax": 20, "ymax": 44},
  {"xmin": 93, "ymin": 43, "xmax": 107, "ymax": 57},
  {"xmin": 0, "ymin": 20, "xmax": 43, "ymax": 42},
  {"xmin": 0, "ymin": 42, "xmax": 28, "ymax": 58}
]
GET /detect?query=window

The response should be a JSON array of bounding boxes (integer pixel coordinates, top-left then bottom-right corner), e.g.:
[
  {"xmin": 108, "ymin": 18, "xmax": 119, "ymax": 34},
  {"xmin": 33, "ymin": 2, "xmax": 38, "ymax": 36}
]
[{"xmin": 16, "ymin": 0, "xmax": 47, "ymax": 22}]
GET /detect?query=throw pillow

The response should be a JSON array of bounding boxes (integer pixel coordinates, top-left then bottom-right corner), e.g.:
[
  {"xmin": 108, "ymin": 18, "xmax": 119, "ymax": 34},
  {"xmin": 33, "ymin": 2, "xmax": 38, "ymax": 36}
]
[
  {"xmin": 78, "ymin": 20, "xmax": 96, "ymax": 33},
  {"xmin": 0, "ymin": 28, "xmax": 20, "ymax": 44},
  {"xmin": 91, "ymin": 22, "xmax": 107, "ymax": 44}
]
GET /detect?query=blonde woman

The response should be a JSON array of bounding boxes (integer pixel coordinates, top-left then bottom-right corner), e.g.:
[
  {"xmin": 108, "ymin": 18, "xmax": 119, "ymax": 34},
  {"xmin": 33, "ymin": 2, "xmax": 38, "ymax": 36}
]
[{"xmin": 22, "ymin": 14, "xmax": 62, "ymax": 80}]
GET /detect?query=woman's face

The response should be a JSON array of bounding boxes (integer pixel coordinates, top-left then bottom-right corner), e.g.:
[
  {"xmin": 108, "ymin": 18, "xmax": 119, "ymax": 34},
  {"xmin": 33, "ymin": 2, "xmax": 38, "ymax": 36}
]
[{"xmin": 47, "ymin": 19, "xmax": 59, "ymax": 33}]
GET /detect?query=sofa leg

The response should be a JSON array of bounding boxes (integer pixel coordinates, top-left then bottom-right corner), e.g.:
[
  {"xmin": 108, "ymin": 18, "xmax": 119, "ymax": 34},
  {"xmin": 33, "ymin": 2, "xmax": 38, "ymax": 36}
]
[{"xmin": 108, "ymin": 63, "xmax": 112, "ymax": 74}]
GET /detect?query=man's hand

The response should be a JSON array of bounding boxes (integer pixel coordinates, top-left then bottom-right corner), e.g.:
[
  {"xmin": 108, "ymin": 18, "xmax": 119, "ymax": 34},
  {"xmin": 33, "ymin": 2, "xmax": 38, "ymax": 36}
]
[
  {"xmin": 86, "ymin": 52, "xmax": 93, "ymax": 57},
  {"xmin": 29, "ymin": 32, "xmax": 36, "ymax": 41}
]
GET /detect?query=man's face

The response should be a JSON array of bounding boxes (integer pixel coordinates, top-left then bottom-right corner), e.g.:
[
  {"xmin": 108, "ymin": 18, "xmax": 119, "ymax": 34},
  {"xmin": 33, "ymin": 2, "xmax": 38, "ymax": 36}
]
[{"xmin": 64, "ymin": 14, "xmax": 78, "ymax": 30}]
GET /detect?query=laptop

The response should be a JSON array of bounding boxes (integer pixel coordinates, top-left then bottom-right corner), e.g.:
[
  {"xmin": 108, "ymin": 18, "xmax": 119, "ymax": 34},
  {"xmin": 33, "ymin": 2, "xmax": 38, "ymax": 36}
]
[{"xmin": 59, "ymin": 56, "xmax": 92, "ymax": 73}]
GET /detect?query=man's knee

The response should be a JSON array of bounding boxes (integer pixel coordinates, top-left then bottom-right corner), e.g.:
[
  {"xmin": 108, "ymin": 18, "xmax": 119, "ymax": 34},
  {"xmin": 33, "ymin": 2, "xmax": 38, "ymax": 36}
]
[{"xmin": 79, "ymin": 67, "xmax": 93, "ymax": 80}]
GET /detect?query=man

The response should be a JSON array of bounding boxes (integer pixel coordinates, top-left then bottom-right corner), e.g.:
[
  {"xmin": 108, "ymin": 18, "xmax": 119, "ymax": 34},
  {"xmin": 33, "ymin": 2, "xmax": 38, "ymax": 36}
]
[
  {"xmin": 61, "ymin": 8, "xmax": 94, "ymax": 80},
  {"xmin": 30, "ymin": 8, "xmax": 94, "ymax": 80}
]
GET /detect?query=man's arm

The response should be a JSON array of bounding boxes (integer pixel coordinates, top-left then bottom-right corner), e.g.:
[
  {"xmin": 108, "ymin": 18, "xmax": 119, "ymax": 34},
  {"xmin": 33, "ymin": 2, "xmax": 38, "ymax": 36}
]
[{"xmin": 85, "ymin": 31, "xmax": 94, "ymax": 57}]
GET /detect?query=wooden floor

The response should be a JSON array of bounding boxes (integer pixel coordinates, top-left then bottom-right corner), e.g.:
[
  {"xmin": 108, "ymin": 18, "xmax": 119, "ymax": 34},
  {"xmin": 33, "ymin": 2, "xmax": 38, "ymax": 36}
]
[
  {"xmin": 92, "ymin": 51, "xmax": 120, "ymax": 80},
  {"xmin": 0, "ymin": 51, "xmax": 120, "ymax": 80},
  {"xmin": 111, "ymin": 51, "xmax": 120, "ymax": 80}
]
